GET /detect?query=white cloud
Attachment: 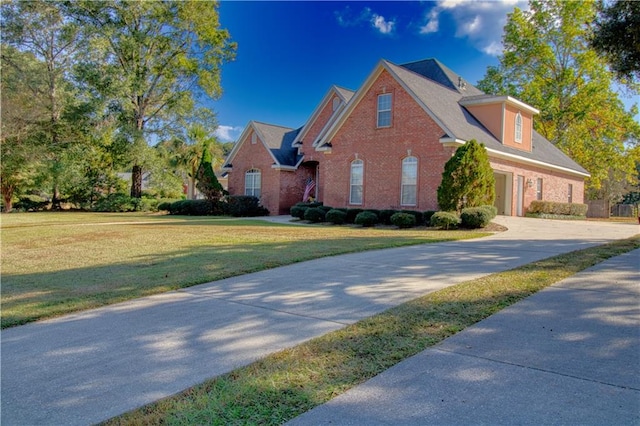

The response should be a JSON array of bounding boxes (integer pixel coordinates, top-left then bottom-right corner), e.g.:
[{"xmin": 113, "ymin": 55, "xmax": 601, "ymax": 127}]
[
  {"xmin": 335, "ymin": 6, "xmax": 395, "ymax": 35},
  {"xmin": 371, "ymin": 14, "xmax": 395, "ymax": 35},
  {"xmin": 420, "ymin": 9, "xmax": 440, "ymax": 34},
  {"xmin": 419, "ymin": 0, "xmax": 528, "ymax": 56},
  {"xmin": 214, "ymin": 125, "xmax": 243, "ymax": 143}
]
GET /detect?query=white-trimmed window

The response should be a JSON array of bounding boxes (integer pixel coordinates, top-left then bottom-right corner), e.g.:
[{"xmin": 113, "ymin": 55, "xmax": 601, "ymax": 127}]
[
  {"xmin": 568, "ymin": 184, "xmax": 573, "ymax": 203},
  {"xmin": 401, "ymin": 156, "xmax": 418, "ymax": 206},
  {"xmin": 349, "ymin": 159, "xmax": 363, "ymax": 205},
  {"xmin": 377, "ymin": 93, "xmax": 392, "ymax": 128},
  {"xmin": 536, "ymin": 178, "xmax": 543, "ymax": 200},
  {"xmin": 245, "ymin": 169, "xmax": 261, "ymax": 197},
  {"xmin": 515, "ymin": 112, "xmax": 523, "ymax": 143}
]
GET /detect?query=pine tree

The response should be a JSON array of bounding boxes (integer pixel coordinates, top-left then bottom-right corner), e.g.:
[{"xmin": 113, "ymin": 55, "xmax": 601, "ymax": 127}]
[
  {"xmin": 437, "ymin": 139, "xmax": 495, "ymax": 212},
  {"xmin": 195, "ymin": 142, "xmax": 224, "ymax": 202}
]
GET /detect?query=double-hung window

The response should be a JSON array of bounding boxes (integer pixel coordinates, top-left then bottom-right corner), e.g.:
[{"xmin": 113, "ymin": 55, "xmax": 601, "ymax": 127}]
[
  {"xmin": 377, "ymin": 93, "xmax": 392, "ymax": 128},
  {"xmin": 245, "ymin": 169, "xmax": 261, "ymax": 197},
  {"xmin": 401, "ymin": 157, "xmax": 418, "ymax": 206},
  {"xmin": 536, "ymin": 178, "xmax": 543, "ymax": 200},
  {"xmin": 349, "ymin": 159, "xmax": 363, "ymax": 205}
]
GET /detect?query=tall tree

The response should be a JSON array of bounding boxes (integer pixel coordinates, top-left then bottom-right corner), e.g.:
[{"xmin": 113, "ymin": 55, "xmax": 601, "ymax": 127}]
[
  {"xmin": 0, "ymin": 46, "xmax": 45, "ymax": 211},
  {"xmin": 67, "ymin": 0, "xmax": 236, "ymax": 198},
  {"xmin": 477, "ymin": 0, "xmax": 640, "ymax": 201},
  {"xmin": 591, "ymin": 0, "xmax": 640, "ymax": 85},
  {"xmin": 437, "ymin": 139, "xmax": 495, "ymax": 212},
  {"xmin": 1, "ymin": 0, "xmax": 82, "ymax": 209}
]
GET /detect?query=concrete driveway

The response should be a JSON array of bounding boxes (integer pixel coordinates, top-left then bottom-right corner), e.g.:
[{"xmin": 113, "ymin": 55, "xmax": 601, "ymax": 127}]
[{"xmin": 1, "ymin": 216, "xmax": 637, "ymax": 425}]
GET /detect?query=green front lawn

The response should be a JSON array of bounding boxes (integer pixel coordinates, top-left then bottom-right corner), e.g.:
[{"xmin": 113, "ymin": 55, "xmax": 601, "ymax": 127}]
[{"xmin": 1, "ymin": 212, "xmax": 489, "ymax": 328}]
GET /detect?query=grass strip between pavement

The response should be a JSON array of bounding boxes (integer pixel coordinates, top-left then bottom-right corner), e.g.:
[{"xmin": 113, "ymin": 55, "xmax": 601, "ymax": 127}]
[{"xmin": 104, "ymin": 235, "xmax": 640, "ymax": 426}]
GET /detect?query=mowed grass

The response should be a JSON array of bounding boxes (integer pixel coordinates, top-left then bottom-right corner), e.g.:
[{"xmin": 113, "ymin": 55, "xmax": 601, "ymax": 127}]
[
  {"xmin": 103, "ymin": 235, "xmax": 640, "ymax": 426},
  {"xmin": 1, "ymin": 212, "xmax": 489, "ymax": 328}
]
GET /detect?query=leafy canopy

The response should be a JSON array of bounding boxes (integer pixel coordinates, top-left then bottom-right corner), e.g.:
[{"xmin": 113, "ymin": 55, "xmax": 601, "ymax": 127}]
[{"xmin": 477, "ymin": 0, "xmax": 640, "ymax": 201}]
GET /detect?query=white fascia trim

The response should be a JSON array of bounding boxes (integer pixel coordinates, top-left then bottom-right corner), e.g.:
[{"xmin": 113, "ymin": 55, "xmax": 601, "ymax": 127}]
[
  {"xmin": 439, "ymin": 138, "xmax": 590, "ymax": 178},
  {"xmin": 317, "ymin": 61, "xmax": 388, "ymax": 149},
  {"xmin": 293, "ymin": 86, "xmax": 345, "ymax": 147},
  {"xmin": 460, "ymin": 96, "xmax": 539, "ymax": 115},
  {"xmin": 222, "ymin": 121, "xmax": 254, "ymax": 168},
  {"xmin": 487, "ymin": 147, "xmax": 590, "ymax": 178},
  {"xmin": 312, "ymin": 103, "xmax": 346, "ymax": 147}
]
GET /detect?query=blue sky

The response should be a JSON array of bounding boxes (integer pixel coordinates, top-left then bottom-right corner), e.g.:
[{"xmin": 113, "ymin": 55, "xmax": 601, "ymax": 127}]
[{"xmin": 209, "ymin": 1, "xmax": 633, "ymax": 142}]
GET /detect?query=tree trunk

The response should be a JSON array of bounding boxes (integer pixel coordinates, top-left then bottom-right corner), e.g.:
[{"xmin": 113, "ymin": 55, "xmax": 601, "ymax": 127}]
[
  {"xmin": 51, "ymin": 183, "xmax": 62, "ymax": 210},
  {"xmin": 2, "ymin": 183, "xmax": 14, "ymax": 213},
  {"xmin": 131, "ymin": 164, "xmax": 143, "ymax": 198}
]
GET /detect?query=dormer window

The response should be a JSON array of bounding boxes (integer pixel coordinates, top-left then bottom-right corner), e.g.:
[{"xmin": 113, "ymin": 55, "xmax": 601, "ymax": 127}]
[
  {"xmin": 515, "ymin": 112, "xmax": 523, "ymax": 143},
  {"xmin": 377, "ymin": 93, "xmax": 392, "ymax": 128}
]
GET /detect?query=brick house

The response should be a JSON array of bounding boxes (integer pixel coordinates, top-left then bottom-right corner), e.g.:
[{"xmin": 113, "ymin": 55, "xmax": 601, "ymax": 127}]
[{"xmin": 223, "ymin": 58, "xmax": 589, "ymax": 216}]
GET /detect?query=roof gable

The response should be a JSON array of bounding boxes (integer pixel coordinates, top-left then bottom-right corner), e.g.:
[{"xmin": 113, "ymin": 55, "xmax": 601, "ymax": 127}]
[
  {"xmin": 316, "ymin": 58, "xmax": 588, "ymax": 177},
  {"xmin": 223, "ymin": 121, "xmax": 303, "ymax": 170},
  {"xmin": 293, "ymin": 85, "xmax": 354, "ymax": 148}
]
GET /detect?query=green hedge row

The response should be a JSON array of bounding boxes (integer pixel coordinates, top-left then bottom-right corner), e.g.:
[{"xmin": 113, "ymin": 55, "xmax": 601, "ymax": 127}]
[
  {"xmin": 290, "ymin": 203, "xmax": 497, "ymax": 230},
  {"xmin": 527, "ymin": 200, "xmax": 588, "ymax": 217},
  {"xmin": 159, "ymin": 196, "xmax": 269, "ymax": 217}
]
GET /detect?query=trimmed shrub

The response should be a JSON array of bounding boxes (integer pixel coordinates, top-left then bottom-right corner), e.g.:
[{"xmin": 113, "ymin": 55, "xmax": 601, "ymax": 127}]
[
  {"xmin": 304, "ymin": 207, "xmax": 326, "ymax": 223},
  {"xmin": 480, "ymin": 205, "xmax": 498, "ymax": 219},
  {"xmin": 527, "ymin": 200, "xmax": 588, "ymax": 217},
  {"xmin": 402, "ymin": 210, "xmax": 424, "ymax": 226},
  {"xmin": 423, "ymin": 210, "xmax": 438, "ymax": 224},
  {"xmin": 326, "ymin": 209, "xmax": 347, "ymax": 225},
  {"xmin": 345, "ymin": 208, "xmax": 363, "ymax": 224},
  {"xmin": 165, "ymin": 199, "xmax": 224, "ymax": 215},
  {"xmin": 295, "ymin": 201, "xmax": 323, "ymax": 208},
  {"xmin": 355, "ymin": 211, "xmax": 379, "ymax": 227},
  {"xmin": 431, "ymin": 211, "xmax": 460, "ymax": 230},
  {"xmin": 390, "ymin": 212, "xmax": 416, "ymax": 229},
  {"xmin": 290, "ymin": 205, "xmax": 307, "ymax": 220},
  {"xmin": 226, "ymin": 195, "xmax": 269, "ymax": 217},
  {"xmin": 460, "ymin": 207, "xmax": 492, "ymax": 229},
  {"xmin": 319, "ymin": 205, "xmax": 333, "ymax": 213},
  {"xmin": 378, "ymin": 209, "xmax": 397, "ymax": 225}
]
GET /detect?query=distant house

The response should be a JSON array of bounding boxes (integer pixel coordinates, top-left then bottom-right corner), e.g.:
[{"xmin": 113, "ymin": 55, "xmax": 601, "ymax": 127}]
[{"xmin": 223, "ymin": 58, "xmax": 589, "ymax": 216}]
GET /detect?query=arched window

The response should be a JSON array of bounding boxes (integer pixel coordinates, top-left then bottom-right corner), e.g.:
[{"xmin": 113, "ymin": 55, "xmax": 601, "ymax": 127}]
[
  {"xmin": 401, "ymin": 156, "xmax": 418, "ymax": 206},
  {"xmin": 349, "ymin": 159, "xmax": 363, "ymax": 205},
  {"xmin": 245, "ymin": 169, "xmax": 261, "ymax": 197},
  {"xmin": 332, "ymin": 97, "xmax": 340, "ymax": 111},
  {"xmin": 515, "ymin": 112, "xmax": 523, "ymax": 143}
]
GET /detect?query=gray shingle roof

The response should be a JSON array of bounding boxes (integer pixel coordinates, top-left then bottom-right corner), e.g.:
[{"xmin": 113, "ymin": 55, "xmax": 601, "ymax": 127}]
[
  {"xmin": 252, "ymin": 121, "xmax": 303, "ymax": 167},
  {"xmin": 387, "ymin": 61, "xmax": 588, "ymax": 175}
]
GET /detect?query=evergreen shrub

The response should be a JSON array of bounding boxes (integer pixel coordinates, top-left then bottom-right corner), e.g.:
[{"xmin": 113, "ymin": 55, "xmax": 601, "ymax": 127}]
[
  {"xmin": 326, "ymin": 209, "xmax": 347, "ymax": 225},
  {"xmin": 345, "ymin": 208, "xmax": 363, "ymax": 224},
  {"xmin": 402, "ymin": 210, "xmax": 424, "ymax": 226},
  {"xmin": 423, "ymin": 210, "xmax": 438, "ymax": 224},
  {"xmin": 290, "ymin": 205, "xmax": 307, "ymax": 219},
  {"xmin": 378, "ymin": 209, "xmax": 397, "ymax": 225},
  {"xmin": 226, "ymin": 195, "xmax": 269, "ymax": 217},
  {"xmin": 431, "ymin": 211, "xmax": 460, "ymax": 230},
  {"xmin": 390, "ymin": 212, "xmax": 416, "ymax": 229},
  {"xmin": 460, "ymin": 207, "xmax": 492, "ymax": 228},
  {"xmin": 304, "ymin": 207, "xmax": 326, "ymax": 223},
  {"xmin": 527, "ymin": 200, "xmax": 588, "ymax": 217},
  {"xmin": 355, "ymin": 211, "xmax": 378, "ymax": 227}
]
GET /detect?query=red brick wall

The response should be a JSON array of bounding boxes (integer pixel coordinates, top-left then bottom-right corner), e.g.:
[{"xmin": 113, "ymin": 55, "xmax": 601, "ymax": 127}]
[
  {"xmin": 227, "ymin": 128, "xmax": 282, "ymax": 215},
  {"xmin": 490, "ymin": 157, "xmax": 585, "ymax": 215},
  {"xmin": 302, "ymin": 95, "xmax": 338, "ymax": 146},
  {"xmin": 320, "ymin": 70, "xmax": 455, "ymax": 211}
]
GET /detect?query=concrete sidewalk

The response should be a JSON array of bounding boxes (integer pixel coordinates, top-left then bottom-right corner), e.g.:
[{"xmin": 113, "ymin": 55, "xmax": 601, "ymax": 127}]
[
  {"xmin": 1, "ymin": 217, "xmax": 638, "ymax": 425},
  {"xmin": 288, "ymin": 248, "xmax": 640, "ymax": 426}
]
